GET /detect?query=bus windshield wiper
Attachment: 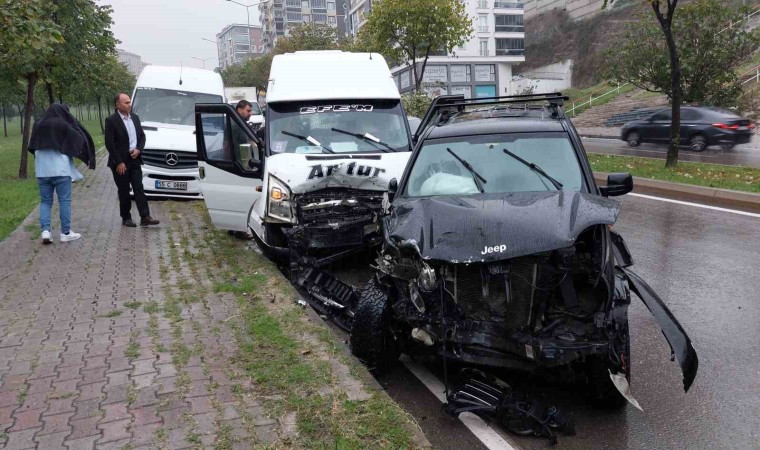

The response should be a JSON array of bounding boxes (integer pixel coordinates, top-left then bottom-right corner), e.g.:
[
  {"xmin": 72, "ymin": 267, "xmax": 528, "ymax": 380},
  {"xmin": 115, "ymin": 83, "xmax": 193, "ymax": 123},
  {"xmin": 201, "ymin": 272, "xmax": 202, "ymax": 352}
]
[
  {"xmin": 502, "ymin": 148, "xmax": 563, "ymax": 190},
  {"xmin": 281, "ymin": 130, "xmax": 334, "ymax": 153},
  {"xmin": 330, "ymin": 127, "xmax": 394, "ymax": 152},
  {"xmin": 446, "ymin": 148, "xmax": 486, "ymax": 193}
]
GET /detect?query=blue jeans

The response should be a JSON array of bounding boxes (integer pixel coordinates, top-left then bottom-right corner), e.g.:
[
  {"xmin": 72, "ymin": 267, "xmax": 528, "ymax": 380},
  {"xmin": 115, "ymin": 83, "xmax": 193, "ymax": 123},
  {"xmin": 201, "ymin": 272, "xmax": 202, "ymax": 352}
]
[{"xmin": 38, "ymin": 176, "xmax": 72, "ymax": 234}]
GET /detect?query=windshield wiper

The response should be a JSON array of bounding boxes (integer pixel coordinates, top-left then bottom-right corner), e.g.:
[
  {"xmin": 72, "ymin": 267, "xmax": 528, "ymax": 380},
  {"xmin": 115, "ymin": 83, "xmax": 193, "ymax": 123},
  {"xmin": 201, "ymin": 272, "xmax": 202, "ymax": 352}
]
[
  {"xmin": 281, "ymin": 130, "xmax": 334, "ymax": 153},
  {"xmin": 502, "ymin": 148, "xmax": 563, "ymax": 190},
  {"xmin": 330, "ymin": 127, "xmax": 393, "ymax": 152},
  {"xmin": 446, "ymin": 148, "xmax": 486, "ymax": 193}
]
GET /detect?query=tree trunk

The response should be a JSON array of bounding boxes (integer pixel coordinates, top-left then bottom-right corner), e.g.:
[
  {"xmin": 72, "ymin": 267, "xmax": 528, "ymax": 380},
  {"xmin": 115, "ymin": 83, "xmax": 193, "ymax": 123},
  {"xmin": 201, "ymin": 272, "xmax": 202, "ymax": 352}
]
[
  {"xmin": 20, "ymin": 73, "xmax": 38, "ymax": 180},
  {"xmin": 97, "ymin": 95, "xmax": 104, "ymax": 134},
  {"xmin": 2, "ymin": 102, "xmax": 7, "ymax": 138},
  {"xmin": 662, "ymin": 23, "xmax": 681, "ymax": 168},
  {"xmin": 46, "ymin": 82, "xmax": 54, "ymax": 106}
]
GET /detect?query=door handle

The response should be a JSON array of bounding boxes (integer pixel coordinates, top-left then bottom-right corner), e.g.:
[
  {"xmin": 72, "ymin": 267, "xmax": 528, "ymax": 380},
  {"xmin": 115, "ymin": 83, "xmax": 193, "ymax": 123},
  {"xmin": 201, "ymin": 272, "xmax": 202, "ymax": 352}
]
[{"xmin": 199, "ymin": 167, "xmax": 205, "ymax": 179}]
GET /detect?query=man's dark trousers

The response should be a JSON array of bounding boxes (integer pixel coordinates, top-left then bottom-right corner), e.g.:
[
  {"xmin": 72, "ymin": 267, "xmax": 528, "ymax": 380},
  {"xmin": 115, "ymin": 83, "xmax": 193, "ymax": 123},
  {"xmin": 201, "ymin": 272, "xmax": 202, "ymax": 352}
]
[{"xmin": 111, "ymin": 162, "xmax": 150, "ymax": 221}]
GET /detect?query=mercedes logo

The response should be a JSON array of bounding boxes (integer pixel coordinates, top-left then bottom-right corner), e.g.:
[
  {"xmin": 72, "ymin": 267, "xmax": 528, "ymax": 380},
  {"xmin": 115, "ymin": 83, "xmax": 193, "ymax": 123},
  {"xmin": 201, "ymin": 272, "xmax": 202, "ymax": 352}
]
[{"xmin": 165, "ymin": 153, "xmax": 179, "ymax": 166}]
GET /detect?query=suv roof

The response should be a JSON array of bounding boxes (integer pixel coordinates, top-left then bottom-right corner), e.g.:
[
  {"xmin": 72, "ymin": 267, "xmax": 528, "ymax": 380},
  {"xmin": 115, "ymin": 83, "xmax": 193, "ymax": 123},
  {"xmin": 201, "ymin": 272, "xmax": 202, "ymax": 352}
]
[{"xmin": 415, "ymin": 93, "xmax": 570, "ymax": 142}]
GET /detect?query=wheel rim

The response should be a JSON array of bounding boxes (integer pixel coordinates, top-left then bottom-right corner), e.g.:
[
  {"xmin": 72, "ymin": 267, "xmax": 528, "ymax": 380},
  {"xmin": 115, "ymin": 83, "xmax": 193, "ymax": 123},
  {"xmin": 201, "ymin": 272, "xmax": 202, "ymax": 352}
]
[
  {"xmin": 690, "ymin": 136, "xmax": 706, "ymax": 151},
  {"xmin": 627, "ymin": 132, "xmax": 639, "ymax": 146}
]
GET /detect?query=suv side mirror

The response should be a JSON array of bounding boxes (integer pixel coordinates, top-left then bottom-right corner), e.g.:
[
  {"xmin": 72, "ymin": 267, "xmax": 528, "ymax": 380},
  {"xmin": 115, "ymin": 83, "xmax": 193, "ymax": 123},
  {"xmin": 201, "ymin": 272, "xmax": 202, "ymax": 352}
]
[
  {"xmin": 388, "ymin": 178, "xmax": 398, "ymax": 202},
  {"xmin": 600, "ymin": 172, "xmax": 633, "ymax": 197}
]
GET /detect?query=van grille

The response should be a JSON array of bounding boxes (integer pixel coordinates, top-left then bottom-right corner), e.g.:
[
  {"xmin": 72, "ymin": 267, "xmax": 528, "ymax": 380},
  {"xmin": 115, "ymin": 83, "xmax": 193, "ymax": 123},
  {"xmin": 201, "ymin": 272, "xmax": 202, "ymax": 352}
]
[{"xmin": 142, "ymin": 149, "xmax": 197, "ymax": 169}]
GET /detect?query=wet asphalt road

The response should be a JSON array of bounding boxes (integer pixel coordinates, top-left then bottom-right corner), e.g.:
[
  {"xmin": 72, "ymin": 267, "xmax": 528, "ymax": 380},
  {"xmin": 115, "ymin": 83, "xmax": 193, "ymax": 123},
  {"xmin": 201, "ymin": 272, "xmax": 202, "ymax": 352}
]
[
  {"xmin": 326, "ymin": 194, "xmax": 760, "ymax": 450},
  {"xmin": 582, "ymin": 137, "xmax": 760, "ymax": 168}
]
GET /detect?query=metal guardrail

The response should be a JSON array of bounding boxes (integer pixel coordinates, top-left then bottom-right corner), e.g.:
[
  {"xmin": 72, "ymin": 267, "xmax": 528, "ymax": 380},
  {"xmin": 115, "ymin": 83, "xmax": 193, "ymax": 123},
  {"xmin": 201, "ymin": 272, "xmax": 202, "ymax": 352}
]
[
  {"xmin": 740, "ymin": 65, "xmax": 760, "ymax": 84},
  {"xmin": 566, "ymin": 84, "xmax": 626, "ymax": 117}
]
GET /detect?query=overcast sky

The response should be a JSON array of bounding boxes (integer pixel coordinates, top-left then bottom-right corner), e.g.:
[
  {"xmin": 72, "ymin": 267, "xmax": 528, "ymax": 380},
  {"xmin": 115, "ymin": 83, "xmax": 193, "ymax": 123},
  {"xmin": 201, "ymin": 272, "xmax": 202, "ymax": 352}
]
[{"xmin": 101, "ymin": 0, "xmax": 261, "ymax": 69}]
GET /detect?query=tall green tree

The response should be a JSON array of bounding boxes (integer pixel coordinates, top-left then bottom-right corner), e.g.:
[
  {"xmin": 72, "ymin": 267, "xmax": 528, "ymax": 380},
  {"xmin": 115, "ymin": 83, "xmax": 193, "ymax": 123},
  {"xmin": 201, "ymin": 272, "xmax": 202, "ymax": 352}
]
[
  {"xmin": 0, "ymin": 0, "xmax": 63, "ymax": 178},
  {"xmin": 606, "ymin": 0, "xmax": 760, "ymax": 107},
  {"xmin": 361, "ymin": 0, "xmax": 473, "ymax": 92}
]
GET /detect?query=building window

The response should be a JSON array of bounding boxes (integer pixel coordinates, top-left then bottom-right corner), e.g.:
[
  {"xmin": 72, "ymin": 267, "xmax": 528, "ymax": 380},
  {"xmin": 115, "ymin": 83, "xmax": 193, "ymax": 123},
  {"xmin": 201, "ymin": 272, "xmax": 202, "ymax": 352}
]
[
  {"xmin": 286, "ymin": 11, "xmax": 302, "ymax": 21},
  {"xmin": 495, "ymin": 14, "xmax": 524, "ymax": 32},
  {"xmin": 303, "ymin": 14, "xmax": 311, "ymax": 22},
  {"xmin": 478, "ymin": 14, "xmax": 488, "ymax": 32},
  {"xmin": 302, "ymin": 0, "xmax": 309, "ymax": 8},
  {"xmin": 494, "ymin": 1, "xmax": 524, "ymax": 8},
  {"xmin": 312, "ymin": 0, "xmax": 326, "ymax": 8},
  {"xmin": 474, "ymin": 64, "xmax": 495, "ymax": 82},
  {"xmin": 477, "ymin": 0, "xmax": 488, "ymax": 8},
  {"xmin": 479, "ymin": 38, "xmax": 489, "ymax": 56},
  {"xmin": 450, "ymin": 65, "xmax": 471, "ymax": 83},
  {"xmin": 327, "ymin": 1, "xmax": 335, "ymax": 9},
  {"xmin": 286, "ymin": 0, "xmax": 300, "ymax": 6},
  {"xmin": 313, "ymin": 13, "xmax": 327, "ymax": 22},
  {"xmin": 328, "ymin": 15, "xmax": 336, "ymax": 24},
  {"xmin": 495, "ymin": 38, "xmax": 524, "ymax": 55}
]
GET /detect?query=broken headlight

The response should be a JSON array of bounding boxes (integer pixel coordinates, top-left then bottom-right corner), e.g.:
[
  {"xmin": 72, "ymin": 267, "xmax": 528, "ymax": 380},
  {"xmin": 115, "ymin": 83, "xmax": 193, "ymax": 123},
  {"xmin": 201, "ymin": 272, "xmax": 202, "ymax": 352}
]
[{"xmin": 267, "ymin": 175, "xmax": 295, "ymax": 223}]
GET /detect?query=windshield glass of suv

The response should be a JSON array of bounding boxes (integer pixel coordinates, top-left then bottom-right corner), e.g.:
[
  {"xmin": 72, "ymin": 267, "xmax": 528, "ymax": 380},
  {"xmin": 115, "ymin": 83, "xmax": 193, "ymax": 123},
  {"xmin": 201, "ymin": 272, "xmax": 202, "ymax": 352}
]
[
  {"xmin": 132, "ymin": 87, "xmax": 223, "ymax": 126},
  {"xmin": 405, "ymin": 132, "xmax": 585, "ymax": 196},
  {"xmin": 267, "ymin": 99, "xmax": 410, "ymax": 154}
]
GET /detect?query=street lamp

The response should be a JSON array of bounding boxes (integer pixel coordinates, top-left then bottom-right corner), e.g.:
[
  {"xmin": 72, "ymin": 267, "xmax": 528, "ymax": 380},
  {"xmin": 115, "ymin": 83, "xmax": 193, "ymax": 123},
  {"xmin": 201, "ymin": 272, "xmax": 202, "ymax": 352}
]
[
  {"xmin": 225, "ymin": 0, "xmax": 266, "ymax": 59},
  {"xmin": 191, "ymin": 57, "xmax": 216, "ymax": 69}
]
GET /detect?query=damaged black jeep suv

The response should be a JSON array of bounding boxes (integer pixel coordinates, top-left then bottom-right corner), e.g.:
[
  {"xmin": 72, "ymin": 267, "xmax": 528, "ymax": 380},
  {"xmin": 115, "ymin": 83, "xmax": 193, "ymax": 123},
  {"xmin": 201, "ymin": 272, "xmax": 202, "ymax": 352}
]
[{"xmin": 349, "ymin": 93, "xmax": 698, "ymax": 409}]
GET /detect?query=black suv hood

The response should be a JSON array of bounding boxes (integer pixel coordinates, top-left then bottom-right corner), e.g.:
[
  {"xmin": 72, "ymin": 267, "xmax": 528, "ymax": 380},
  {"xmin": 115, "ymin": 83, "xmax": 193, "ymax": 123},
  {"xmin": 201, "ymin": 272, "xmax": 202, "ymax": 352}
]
[{"xmin": 385, "ymin": 191, "xmax": 620, "ymax": 263}]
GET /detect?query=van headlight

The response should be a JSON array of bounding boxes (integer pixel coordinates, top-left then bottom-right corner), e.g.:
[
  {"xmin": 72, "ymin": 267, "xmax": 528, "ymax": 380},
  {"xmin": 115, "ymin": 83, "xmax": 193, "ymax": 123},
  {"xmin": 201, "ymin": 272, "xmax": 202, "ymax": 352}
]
[{"xmin": 267, "ymin": 175, "xmax": 295, "ymax": 223}]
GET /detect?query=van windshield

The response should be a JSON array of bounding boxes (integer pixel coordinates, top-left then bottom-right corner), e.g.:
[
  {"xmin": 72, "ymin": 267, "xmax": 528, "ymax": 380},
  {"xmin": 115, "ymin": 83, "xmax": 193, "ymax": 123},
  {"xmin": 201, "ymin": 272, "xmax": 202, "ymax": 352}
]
[
  {"xmin": 132, "ymin": 87, "xmax": 223, "ymax": 126},
  {"xmin": 267, "ymin": 99, "xmax": 410, "ymax": 154}
]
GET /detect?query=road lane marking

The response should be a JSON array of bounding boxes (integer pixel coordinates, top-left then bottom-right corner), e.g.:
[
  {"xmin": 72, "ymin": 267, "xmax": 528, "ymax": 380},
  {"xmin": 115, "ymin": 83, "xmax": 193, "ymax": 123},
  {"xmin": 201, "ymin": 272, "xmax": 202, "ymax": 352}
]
[
  {"xmin": 628, "ymin": 193, "xmax": 760, "ymax": 218},
  {"xmin": 402, "ymin": 358, "xmax": 521, "ymax": 450}
]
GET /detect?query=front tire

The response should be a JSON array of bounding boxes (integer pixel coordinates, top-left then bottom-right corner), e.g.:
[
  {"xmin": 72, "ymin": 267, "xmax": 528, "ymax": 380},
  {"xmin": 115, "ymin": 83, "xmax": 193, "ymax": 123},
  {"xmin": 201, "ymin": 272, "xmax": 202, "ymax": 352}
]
[
  {"xmin": 350, "ymin": 277, "xmax": 399, "ymax": 373},
  {"xmin": 626, "ymin": 131, "xmax": 641, "ymax": 147},
  {"xmin": 688, "ymin": 134, "xmax": 707, "ymax": 152}
]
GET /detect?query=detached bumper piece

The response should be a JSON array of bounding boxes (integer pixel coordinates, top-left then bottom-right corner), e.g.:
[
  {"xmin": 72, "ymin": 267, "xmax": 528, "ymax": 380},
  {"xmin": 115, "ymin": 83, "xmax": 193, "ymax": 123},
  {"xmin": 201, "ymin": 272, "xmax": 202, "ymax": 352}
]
[
  {"xmin": 295, "ymin": 266, "xmax": 358, "ymax": 331},
  {"xmin": 445, "ymin": 370, "xmax": 575, "ymax": 445}
]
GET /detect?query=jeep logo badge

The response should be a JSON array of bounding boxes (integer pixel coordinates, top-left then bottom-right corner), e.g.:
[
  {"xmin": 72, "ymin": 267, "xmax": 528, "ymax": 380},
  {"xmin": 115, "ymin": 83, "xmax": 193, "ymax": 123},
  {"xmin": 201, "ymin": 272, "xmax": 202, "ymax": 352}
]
[
  {"xmin": 165, "ymin": 153, "xmax": 179, "ymax": 166},
  {"xmin": 481, "ymin": 244, "xmax": 507, "ymax": 255}
]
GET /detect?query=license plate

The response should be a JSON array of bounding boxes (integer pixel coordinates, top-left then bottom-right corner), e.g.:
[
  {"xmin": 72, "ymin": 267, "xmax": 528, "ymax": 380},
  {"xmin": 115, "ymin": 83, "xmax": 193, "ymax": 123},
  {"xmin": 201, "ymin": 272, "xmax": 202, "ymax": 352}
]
[
  {"xmin": 738, "ymin": 126, "xmax": 748, "ymax": 131},
  {"xmin": 155, "ymin": 180, "xmax": 187, "ymax": 190}
]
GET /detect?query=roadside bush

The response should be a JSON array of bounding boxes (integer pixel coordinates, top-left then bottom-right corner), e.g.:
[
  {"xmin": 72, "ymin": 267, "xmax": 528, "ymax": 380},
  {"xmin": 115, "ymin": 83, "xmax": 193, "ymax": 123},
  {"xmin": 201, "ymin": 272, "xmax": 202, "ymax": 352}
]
[{"xmin": 402, "ymin": 91, "xmax": 432, "ymax": 118}]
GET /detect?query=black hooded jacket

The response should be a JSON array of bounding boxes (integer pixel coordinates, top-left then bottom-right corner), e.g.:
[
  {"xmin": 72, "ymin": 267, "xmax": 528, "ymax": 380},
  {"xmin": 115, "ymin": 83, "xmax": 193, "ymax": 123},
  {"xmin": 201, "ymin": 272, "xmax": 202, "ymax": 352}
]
[{"xmin": 28, "ymin": 104, "xmax": 96, "ymax": 169}]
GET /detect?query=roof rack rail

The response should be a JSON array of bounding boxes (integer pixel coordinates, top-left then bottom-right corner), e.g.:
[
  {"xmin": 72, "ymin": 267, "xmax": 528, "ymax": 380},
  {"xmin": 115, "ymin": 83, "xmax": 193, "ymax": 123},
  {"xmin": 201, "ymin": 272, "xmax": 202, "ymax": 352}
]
[{"xmin": 412, "ymin": 93, "xmax": 569, "ymax": 143}]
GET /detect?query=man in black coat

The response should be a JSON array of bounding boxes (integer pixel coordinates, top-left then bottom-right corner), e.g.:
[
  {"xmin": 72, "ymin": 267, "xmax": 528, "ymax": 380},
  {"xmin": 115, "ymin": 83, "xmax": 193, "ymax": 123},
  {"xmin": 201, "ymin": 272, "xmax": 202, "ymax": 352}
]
[{"xmin": 105, "ymin": 93, "xmax": 159, "ymax": 227}]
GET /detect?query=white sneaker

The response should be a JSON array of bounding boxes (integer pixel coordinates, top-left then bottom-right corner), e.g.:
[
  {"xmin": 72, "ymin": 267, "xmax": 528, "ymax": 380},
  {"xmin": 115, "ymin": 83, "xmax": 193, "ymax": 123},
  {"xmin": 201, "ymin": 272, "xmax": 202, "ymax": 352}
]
[
  {"xmin": 60, "ymin": 230, "xmax": 82, "ymax": 243},
  {"xmin": 41, "ymin": 230, "xmax": 52, "ymax": 244}
]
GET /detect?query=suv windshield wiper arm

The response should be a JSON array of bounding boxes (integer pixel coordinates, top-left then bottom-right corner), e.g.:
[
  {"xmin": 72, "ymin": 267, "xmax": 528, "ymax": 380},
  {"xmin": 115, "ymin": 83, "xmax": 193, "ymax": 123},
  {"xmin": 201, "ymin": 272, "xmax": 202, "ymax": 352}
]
[
  {"xmin": 502, "ymin": 148, "xmax": 563, "ymax": 190},
  {"xmin": 281, "ymin": 130, "xmax": 334, "ymax": 153},
  {"xmin": 446, "ymin": 147, "xmax": 486, "ymax": 193},
  {"xmin": 330, "ymin": 127, "xmax": 393, "ymax": 152}
]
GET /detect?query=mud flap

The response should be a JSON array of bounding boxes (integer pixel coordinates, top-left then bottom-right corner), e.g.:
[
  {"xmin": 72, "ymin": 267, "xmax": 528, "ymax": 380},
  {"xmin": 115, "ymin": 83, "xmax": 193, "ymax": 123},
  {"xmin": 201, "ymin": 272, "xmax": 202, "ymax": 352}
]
[{"xmin": 621, "ymin": 268, "xmax": 699, "ymax": 392}]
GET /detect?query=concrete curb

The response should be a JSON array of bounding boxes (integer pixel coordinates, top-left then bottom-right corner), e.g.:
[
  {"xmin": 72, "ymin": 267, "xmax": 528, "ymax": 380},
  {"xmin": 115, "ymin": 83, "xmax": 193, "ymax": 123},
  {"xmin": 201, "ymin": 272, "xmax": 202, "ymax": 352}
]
[{"xmin": 594, "ymin": 172, "xmax": 760, "ymax": 213}]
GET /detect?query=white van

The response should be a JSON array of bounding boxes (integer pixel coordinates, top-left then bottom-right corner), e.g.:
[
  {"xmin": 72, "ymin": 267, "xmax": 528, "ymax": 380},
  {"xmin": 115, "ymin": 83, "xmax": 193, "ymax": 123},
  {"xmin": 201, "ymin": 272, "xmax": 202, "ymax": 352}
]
[
  {"xmin": 193, "ymin": 51, "xmax": 413, "ymax": 262},
  {"xmin": 131, "ymin": 66, "xmax": 225, "ymax": 199},
  {"xmin": 225, "ymin": 87, "xmax": 265, "ymax": 130}
]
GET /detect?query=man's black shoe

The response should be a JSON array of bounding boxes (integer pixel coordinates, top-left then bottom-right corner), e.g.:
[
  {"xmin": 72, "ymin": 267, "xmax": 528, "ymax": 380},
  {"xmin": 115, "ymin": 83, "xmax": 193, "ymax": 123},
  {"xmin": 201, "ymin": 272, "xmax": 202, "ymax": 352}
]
[
  {"xmin": 140, "ymin": 216, "xmax": 160, "ymax": 226},
  {"xmin": 123, "ymin": 219, "xmax": 137, "ymax": 227}
]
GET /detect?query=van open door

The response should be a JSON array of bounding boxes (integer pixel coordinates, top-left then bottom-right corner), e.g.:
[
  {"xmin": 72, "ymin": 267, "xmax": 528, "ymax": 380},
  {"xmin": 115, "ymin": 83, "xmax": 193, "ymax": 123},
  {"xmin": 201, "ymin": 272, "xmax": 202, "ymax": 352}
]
[{"xmin": 195, "ymin": 103, "xmax": 263, "ymax": 232}]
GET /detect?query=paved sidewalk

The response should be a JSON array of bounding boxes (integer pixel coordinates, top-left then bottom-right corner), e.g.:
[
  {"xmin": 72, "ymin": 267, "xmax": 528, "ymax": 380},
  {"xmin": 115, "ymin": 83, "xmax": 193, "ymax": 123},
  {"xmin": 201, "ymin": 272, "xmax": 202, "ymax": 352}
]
[{"xmin": 0, "ymin": 155, "xmax": 288, "ymax": 449}]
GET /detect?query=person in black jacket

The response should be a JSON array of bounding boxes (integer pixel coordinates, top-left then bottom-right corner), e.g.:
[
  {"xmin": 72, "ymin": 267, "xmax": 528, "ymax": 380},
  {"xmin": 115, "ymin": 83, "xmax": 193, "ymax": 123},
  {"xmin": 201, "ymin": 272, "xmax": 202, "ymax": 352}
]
[{"xmin": 105, "ymin": 93, "xmax": 159, "ymax": 227}]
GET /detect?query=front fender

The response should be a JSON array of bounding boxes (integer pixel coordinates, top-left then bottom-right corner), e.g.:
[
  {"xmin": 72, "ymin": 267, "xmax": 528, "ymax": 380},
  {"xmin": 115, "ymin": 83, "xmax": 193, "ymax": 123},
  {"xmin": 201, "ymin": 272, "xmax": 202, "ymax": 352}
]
[{"xmin": 621, "ymin": 268, "xmax": 699, "ymax": 392}]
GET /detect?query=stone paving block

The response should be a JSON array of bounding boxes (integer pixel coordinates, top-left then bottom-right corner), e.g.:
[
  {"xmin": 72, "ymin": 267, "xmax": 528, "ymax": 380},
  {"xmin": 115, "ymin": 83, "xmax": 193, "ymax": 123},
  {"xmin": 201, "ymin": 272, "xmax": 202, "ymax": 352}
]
[
  {"xmin": 100, "ymin": 402, "xmax": 130, "ymax": 424},
  {"xmin": 130, "ymin": 406, "xmax": 161, "ymax": 426},
  {"xmin": 132, "ymin": 373, "xmax": 156, "ymax": 390},
  {"xmin": 3, "ymin": 427, "xmax": 41, "ymax": 450},
  {"xmin": 167, "ymin": 426, "xmax": 194, "ymax": 449},
  {"xmin": 44, "ymin": 397, "xmax": 76, "ymax": 417},
  {"xmin": 34, "ymin": 430, "xmax": 70, "ymax": 449},
  {"xmin": 38, "ymin": 412, "xmax": 74, "ymax": 436},
  {"xmin": 97, "ymin": 418, "xmax": 131, "ymax": 444},
  {"xmin": 71, "ymin": 398, "xmax": 103, "ymax": 420},
  {"xmin": 128, "ymin": 423, "xmax": 160, "ymax": 447},
  {"xmin": 77, "ymin": 381, "xmax": 105, "ymax": 402},
  {"xmin": 105, "ymin": 370, "xmax": 129, "ymax": 387},
  {"xmin": 104, "ymin": 357, "xmax": 130, "ymax": 374},
  {"xmin": 20, "ymin": 392, "xmax": 49, "ymax": 411},
  {"xmin": 159, "ymin": 405, "xmax": 191, "ymax": 430},
  {"xmin": 100, "ymin": 385, "xmax": 128, "ymax": 406},
  {"xmin": 69, "ymin": 415, "xmax": 102, "ymax": 440},
  {"xmin": 132, "ymin": 359, "xmax": 157, "ymax": 377},
  {"xmin": 55, "ymin": 364, "xmax": 84, "ymax": 382},
  {"xmin": 64, "ymin": 434, "xmax": 100, "ymax": 450},
  {"xmin": 80, "ymin": 368, "xmax": 107, "ymax": 386},
  {"xmin": 9, "ymin": 408, "xmax": 44, "ymax": 431}
]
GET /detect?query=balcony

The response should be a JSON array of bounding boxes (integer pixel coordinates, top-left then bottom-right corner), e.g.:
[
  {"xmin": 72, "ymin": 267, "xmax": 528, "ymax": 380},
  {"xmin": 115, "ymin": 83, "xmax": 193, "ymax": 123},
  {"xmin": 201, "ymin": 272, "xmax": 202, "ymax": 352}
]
[
  {"xmin": 493, "ymin": 1, "xmax": 524, "ymax": 8},
  {"xmin": 495, "ymin": 48, "xmax": 524, "ymax": 56},
  {"xmin": 478, "ymin": 26, "xmax": 490, "ymax": 32},
  {"xmin": 495, "ymin": 25, "xmax": 524, "ymax": 32},
  {"xmin": 477, "ymin": 0, "xmax": 488, "ymax": 8}
]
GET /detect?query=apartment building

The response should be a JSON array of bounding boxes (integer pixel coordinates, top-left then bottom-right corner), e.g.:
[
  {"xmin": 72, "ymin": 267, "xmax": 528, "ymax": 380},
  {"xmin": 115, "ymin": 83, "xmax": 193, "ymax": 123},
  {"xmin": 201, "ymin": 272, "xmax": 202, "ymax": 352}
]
[
  {"xmin": 391, "ymin": 0, "xmax": 526, "ymax": 99},
  {"xmin": 216, "ymin": 24, "xmax": 265, "ymax": 70},
  {"xmin": 258, "ymin": 0, "xmax": 347, "ymax": 52},
  {"xmin": 346, "ymin": 0, "xmax": 373, "ymax": 36},
  {"xmin": 116, "ymin": 49, "xmax": 149, "ymax": 77}
]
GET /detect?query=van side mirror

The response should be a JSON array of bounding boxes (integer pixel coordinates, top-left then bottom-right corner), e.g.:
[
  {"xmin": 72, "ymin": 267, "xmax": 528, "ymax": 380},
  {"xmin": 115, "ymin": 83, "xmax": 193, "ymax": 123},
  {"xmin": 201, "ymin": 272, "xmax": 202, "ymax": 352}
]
[
  {"xmin": 600, "ymin": 172, "xmax": 633, "ymax": 197},
  {"xmin": 388, "ymin": 178, "xmax": 398, "ymax": 202}
]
